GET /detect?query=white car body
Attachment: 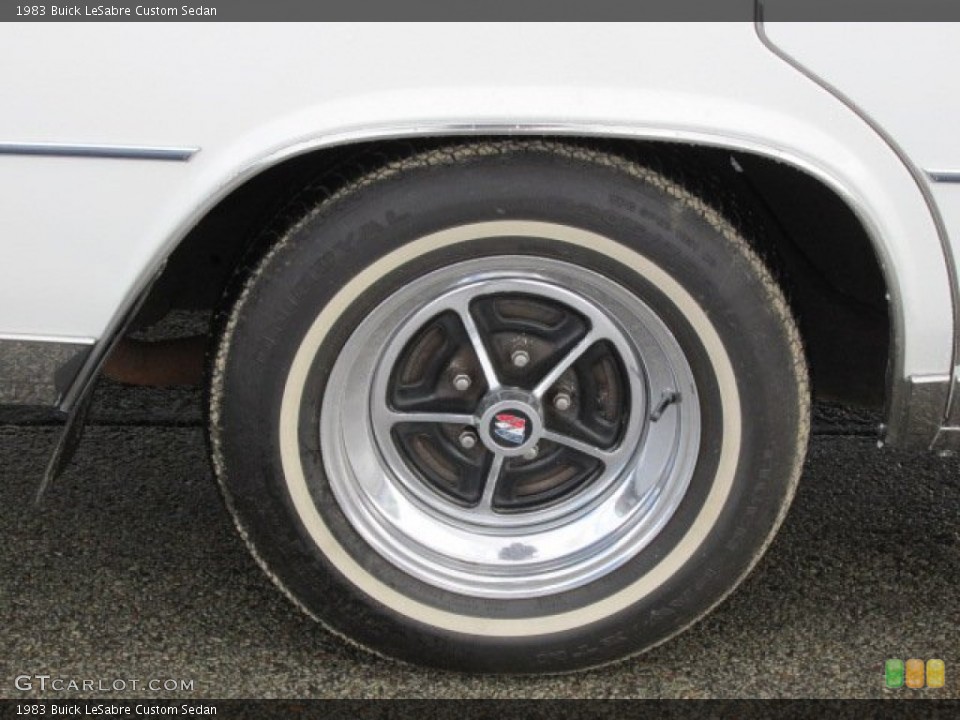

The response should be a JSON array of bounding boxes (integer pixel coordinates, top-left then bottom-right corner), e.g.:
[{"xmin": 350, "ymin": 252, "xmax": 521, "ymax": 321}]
[{"xmin": 2, "ymin": 21, "xmax": 959, "ymax": 450}]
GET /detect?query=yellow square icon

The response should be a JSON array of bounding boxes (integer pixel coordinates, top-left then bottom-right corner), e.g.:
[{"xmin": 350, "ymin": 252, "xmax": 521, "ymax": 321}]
[{"xmin": 926, "ymin": 659, "xmax": 945, "ymax": 688}]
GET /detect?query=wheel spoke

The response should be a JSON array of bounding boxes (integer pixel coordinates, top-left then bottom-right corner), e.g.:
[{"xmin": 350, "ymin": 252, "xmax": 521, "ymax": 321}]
[
  {"xmin": 541, "ymin": 429, "xmax": 618, "ymax": 463},
  {"xmin": 532, "ymin": 330, "xmax": 600, "ymax": 399},
  {"xmin": 453, "ymin": 301, "xmax": 501, "ymax": 392},
  {"xmin": 386, "ymin": 410, "xmax": 477, "ymax": 426},
  {"xmin": 476, "ymin": 454, "xmax": 505, "ymax": 512}
]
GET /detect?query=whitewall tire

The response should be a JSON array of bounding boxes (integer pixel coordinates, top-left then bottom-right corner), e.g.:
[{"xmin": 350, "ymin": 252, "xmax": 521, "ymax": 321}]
[{"xmin": 208, "ymin": 142, "xmax": 809, "ymax": 673}]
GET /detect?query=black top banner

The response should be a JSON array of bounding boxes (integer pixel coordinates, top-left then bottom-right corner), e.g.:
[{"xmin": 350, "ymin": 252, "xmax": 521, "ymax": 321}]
[{"xmin": 3, "ymin": 0, "xmax": 960, "ymax": 22}]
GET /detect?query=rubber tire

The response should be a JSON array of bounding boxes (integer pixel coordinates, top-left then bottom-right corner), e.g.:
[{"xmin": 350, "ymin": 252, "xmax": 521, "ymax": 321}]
[{"xmin": 208, "ymin": 141, "xmax": 810, "ymax": 674}]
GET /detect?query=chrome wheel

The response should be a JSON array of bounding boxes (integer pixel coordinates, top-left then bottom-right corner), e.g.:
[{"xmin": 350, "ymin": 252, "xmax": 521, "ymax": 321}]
[{"xmin": 321, "ymin": 253, "xmax": 700, "ymax": 599}]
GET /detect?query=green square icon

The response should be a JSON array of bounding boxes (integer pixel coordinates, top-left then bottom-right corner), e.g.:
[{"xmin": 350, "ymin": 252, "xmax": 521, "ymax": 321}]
[{"xmin": 886, "ymin": 659, "xmax": 905, "ymax": 688}]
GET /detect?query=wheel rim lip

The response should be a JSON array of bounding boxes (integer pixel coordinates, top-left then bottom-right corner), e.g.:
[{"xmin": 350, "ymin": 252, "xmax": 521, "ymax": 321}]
[{"xmin": 320, "ymin": 253, "xmax": 700, "ymax": 599}]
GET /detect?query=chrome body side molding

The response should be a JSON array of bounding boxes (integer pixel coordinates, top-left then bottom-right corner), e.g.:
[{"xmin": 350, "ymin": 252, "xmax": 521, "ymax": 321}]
[
  {"xmin": 0, "ymin": 142, "xmax": 198, "ymax": 161},
  {"xmin": 927, "ymin": 170, "xmax": 960, "ymax": 184}
]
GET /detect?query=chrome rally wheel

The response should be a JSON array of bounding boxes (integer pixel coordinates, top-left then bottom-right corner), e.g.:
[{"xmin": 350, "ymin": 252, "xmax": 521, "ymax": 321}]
[
  {"xmin": 322, "ymin": 255, "xmax": 699, "ymax": 599},
  {"xmin": 209, "ymin": 142, "xmax": 809, "ymax": 673}
]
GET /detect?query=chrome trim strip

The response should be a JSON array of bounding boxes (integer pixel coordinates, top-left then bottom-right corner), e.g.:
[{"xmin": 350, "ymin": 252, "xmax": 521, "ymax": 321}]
[
  {"xmin": 756, "ymin": 5, "xmax": 958, "ymax": 448},
  {"xmin": 0, "ymin": 142, "xmax": 198, "ymax": 161},
  {"xmin": 0, "ymin": 332, "xmax": 95, "ymax": 345},
  {"xmin": 927, "ymin": 170, "xmax": 960, "ymax": 183},
  {"xmin": 0, "ymin": 338, "xmax": 92, "ymax": 407}
]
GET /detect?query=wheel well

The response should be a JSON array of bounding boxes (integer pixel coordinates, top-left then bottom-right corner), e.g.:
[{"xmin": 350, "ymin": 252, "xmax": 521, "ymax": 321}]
[{"xmin": 132, "ymin": 137, "xmax": 890, "ymax": 409}]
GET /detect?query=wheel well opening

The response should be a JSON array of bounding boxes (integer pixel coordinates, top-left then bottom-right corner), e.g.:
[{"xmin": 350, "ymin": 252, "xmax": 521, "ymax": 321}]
[{"xmin": 127, "ymin": 137, "xmax": 890, "ymax": 410}]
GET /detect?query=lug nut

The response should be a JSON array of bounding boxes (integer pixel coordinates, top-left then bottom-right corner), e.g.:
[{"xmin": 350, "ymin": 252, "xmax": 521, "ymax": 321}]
[
  {"xmin": 511, "ymin": 350, "xmax": 530, "ymax": 368},
  {"xmin": 553, "ymin": 392, "xmax": 572, "ymax": 412},
  {"xmin": 458, "ymin": 431, "xmax": 478, "ymax": 450},
  {"xmin": 452, "ymin": 373, "xmax": 472, "ymax": 392},
  {"xmin": 523, "ymin": 445, "xmax": 539, "ymax": 461}
]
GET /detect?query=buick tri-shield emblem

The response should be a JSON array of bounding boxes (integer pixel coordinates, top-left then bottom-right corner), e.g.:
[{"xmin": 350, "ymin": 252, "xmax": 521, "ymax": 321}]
[{"xmin": 493, "ymin": 413, "xmax": 527, "ymax": 445}]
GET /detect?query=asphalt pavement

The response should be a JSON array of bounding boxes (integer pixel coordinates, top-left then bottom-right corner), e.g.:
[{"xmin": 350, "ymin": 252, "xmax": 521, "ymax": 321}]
[{"xmin": 1, "ymin": 378, "xmax": 958, "ymax": 700}]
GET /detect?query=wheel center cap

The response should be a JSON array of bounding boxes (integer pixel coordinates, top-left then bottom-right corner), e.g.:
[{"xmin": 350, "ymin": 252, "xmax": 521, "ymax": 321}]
[
  {"xmin": 490, "ymin": 409, "xmax": 533, "ymax": 447},
  {"xmin": 476, "ymin": 390, "xmax": 544, "ymax": 457}
]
